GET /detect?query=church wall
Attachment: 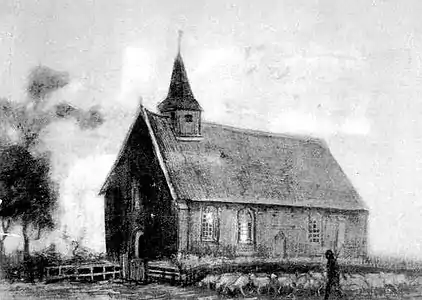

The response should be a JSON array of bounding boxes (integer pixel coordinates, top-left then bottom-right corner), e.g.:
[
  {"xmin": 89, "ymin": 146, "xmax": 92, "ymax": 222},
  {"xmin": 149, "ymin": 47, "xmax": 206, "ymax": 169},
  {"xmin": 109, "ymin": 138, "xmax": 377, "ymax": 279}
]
[
  {"xmin": 103, "ymin": 115, "xmax": 178, "ymax": 260},
  {"xmin": 187, "ymin": 201, "xmax": 367, "ymax": 259},
  {"xmin": 175, "ymin": 110, "xmax": 201, "ymax": 136}
]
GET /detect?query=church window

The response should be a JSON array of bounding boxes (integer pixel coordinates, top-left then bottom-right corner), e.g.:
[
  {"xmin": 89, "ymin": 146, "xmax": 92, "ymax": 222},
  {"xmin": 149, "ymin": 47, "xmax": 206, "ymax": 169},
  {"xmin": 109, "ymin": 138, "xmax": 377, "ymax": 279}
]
[
  {"xmin": 185, "ymin": 114, "xmax": 193, "ymax": 122},
  {"xmin": 131, "ymin": 180, "xmax": 141, "ymax": 210},
  {"xmin": 238, "ymin": 209, "xmax": 254, "ymax": 244},
  {"xmin": 201, "ymin": 206, "xmax": 218, "ymax": 242},
  {"xmin": 308, "ymin": 218, "xmax": 321, "ymax": 243}
]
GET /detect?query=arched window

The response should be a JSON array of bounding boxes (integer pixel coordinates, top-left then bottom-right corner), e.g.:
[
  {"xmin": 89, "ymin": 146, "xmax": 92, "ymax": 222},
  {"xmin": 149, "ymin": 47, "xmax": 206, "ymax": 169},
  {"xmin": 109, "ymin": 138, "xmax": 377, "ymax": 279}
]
[
  {"xmin": 131, "ymin": 180, "xmax": 141, "ymax": 210},
  {"xmin": 238, "ymin": 209, "xmax": 254, "ymax": 244},
  {"xmin": 185, "ymin": 114, "xmax": 193, "ymax": 123},
  {"xmin": 201, "ymin": 206, "xmax": 217, "ymax": 242},
  {"xmin": 308, "ymin": 218, "xmax": 321, "ymax": 243}
]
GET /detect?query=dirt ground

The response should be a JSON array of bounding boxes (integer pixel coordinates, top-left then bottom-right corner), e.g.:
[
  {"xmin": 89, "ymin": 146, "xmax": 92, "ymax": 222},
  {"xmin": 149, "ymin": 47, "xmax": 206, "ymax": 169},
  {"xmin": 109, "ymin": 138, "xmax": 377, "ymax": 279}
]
[
  {"xmin": 1, "ymin": 281, "xmax": 422, "ymax": 300},
  {"xmin": 0, "ymin": 281, "xmax": 214, "ymax": 300}
]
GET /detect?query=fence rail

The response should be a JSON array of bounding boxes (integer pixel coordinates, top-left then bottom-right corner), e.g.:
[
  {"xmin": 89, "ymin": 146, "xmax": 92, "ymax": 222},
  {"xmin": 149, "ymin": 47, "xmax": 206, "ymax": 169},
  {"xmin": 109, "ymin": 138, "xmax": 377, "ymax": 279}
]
[
  {"xmin": 118, "ymin": 256, "xmax": 209, "ymax": 286},
  {"xmin": 44, "ymin": 263, "xmax": 121, "ymax": 283},
  {"xmin": 147, "ymin": 264, "xmax": 208, "ymax": 286}
]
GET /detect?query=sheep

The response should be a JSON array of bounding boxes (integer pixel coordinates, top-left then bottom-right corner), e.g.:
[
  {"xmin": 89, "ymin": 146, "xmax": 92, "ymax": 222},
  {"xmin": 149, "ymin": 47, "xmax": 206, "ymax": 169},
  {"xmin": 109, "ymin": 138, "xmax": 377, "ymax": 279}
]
[
  {"xmin": 249, "ymin": 273, "xmax": 271, "ymax": 295},
  {"xmin": 408, "ymin": 275, "xmax": 422, "ymax": 287},
  {"xmin": 365, "ymin": 273, "xmax": 386, "ymax": 297},
  {"xmin": 292, "ymin": 272, "xmax": 325, "ymax": 296},
  {"xmin": 308, "ymin": 271, "xmax": 326, "ymax": 281},
  {"xmin": 286, "ymin": 272, "xmax": 314, "ymax": 297},
  {"xmin": 198, "ymin": 274, "xmax": 221, "ymax": 290},
  {"xmin": 215, "ymin": 273, "xmax": 239, "ymax": 294},
  {"xmin": 276, "ymin": 274, "xmax": 296, "ymax": 297},
  {"xmin": 380, "ymin": 272, "xmax": 406, "ymax": 297},
  {"xmin": 264, "ymin": 273, "xmax": 282, "ymax": 296},
  {"xmin": 226, "ymin": 274, "xmax": 251, "ymax": 296},
  {"xmin": 394, "ymin": 274, "xmax": 407, "ymax": 286},
  {"xmin": 294, "ymin": 273, "xmax": 310, "ymax": 290},
  {"xmin": 381, "ymin": 272, "xmax": 407, "ymax": 286},
  {"xmin": 340, "ymin": 273, "xmax": 368, "ymax": 294},
  {"xmin": 305, "ymin": 275, "xmax": 325, "ymax": 296},
  {"xmin": 307, "ymin": 271, "xmax": 327, "ymax": 295}
]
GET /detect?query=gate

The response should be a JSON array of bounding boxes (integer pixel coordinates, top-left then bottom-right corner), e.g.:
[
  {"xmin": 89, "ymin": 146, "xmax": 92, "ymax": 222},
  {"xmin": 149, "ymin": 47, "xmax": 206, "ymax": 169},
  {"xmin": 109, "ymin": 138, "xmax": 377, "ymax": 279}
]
[
  {"xmin": 129, "ymin": 258, "xmax": 146, "ymax": 282},
  {"xmin": 120, "ymin": 253, "xmax": 147, "ymax": 283}
]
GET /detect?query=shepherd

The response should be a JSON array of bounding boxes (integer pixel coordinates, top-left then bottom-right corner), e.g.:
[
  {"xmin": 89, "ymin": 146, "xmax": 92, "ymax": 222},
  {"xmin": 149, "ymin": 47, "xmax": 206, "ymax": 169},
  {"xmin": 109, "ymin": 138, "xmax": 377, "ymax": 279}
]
[{"xmin": 324, "ymin": 249, "xmax": 342, "ymax": 299}]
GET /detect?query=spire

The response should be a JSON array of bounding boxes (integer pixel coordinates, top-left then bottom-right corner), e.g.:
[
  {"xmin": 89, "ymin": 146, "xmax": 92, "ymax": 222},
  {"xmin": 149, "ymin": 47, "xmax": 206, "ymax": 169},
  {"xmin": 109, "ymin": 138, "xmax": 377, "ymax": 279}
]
[{"xmin": 158, "ymin": 31, "xmax": 202, "ymax": 112}]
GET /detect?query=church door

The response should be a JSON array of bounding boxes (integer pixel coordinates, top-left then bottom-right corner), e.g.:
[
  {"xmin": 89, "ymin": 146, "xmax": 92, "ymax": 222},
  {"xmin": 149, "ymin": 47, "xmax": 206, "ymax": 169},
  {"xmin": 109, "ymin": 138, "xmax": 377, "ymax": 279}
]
[{"xmin": 138, "ymin": 234, "xmax": 147, "ymax": 258}]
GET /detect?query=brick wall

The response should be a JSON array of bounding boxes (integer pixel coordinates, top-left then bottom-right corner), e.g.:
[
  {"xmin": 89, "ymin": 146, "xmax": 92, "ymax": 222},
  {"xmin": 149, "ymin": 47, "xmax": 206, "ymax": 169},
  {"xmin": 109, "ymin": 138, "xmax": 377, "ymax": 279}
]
[{"xmin": 186, "ymin": 201, "xmax": 368, "ymax": 259}]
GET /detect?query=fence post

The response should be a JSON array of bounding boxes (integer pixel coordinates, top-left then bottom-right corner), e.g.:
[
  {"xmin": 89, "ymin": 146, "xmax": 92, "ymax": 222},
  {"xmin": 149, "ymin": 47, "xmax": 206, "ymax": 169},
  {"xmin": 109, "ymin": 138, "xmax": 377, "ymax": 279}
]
[
  {"xmin": 75, "ymin": 265, "xmax": 78, "ymax": 281},
  {"xmin": 120, "ymin": 253, "xmax": 128, "ymax": 280},
  {"xmin": 145, "ymin": 259, "xmax": 149, "ymax": 284},
  {"xmin": 140, "ymin": 260, "xmax": 144, "ymax": 282}
]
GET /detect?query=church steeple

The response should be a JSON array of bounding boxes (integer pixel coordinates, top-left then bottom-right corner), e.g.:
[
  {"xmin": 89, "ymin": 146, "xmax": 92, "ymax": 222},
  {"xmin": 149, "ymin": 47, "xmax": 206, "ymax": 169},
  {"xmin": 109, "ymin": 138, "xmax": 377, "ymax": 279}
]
[
  {"xmin": 158, "ymin": 31, "xmax": 202, "ymax": 139},
  {"xmin": 158, "ymin": 31, "xmax": 201, "ymax": 113}
]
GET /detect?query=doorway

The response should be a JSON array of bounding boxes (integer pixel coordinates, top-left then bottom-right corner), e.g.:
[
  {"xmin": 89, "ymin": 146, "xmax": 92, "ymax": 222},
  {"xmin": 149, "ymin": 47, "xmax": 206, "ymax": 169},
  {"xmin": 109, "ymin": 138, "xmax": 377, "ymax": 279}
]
[
  {"xmin": 134, "ymin": 231, "xmax": 146, "ymax": 259},
  {"xmin": 272, "ymin": 231, "xmax": 287, "ymax": 258}
]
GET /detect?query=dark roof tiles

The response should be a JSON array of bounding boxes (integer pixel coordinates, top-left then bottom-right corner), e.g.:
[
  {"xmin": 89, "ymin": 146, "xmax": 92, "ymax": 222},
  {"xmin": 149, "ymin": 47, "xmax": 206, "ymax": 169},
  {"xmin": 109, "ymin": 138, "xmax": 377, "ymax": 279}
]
[
  {"xmin": 158, "ymin": 53, "xmax": 202, "ymax": 112},
  {"xmin": 146, "ymin": 110, "xmax": 367, "ymax": 211}
]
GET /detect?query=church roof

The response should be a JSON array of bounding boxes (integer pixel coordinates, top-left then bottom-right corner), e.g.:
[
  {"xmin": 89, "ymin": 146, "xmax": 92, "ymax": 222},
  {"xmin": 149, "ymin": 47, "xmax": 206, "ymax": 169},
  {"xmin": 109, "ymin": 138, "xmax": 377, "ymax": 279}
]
[
  {"xmin": 142, "ymin": 109, "xmax": 367, "ymax": 211},
  {"xmin": 157, "ymin": 53, "xmax": 202, "ymax": 112}
]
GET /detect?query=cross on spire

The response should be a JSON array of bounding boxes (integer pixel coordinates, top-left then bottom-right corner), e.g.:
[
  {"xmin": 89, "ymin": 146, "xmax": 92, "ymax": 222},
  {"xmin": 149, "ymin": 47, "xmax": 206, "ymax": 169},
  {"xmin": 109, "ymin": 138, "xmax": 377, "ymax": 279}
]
[{"xmin": 177, "ymin": 30, "xmax": 184, "ymax": 54}]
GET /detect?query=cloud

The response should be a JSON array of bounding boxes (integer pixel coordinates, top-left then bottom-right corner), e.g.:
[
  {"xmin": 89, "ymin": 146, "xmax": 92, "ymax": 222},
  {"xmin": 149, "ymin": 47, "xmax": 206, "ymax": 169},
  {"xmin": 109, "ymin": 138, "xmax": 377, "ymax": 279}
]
[
  {"xmin": 54, "ymin": 103, "xmax": 104, "ymax": 130},
  {"xmin": 341, "ymin": 117, "xmax": 371, "ymax": 136},
  {"xmin": 193, "ymin": 47, "xmax": 244, "ymax": 77},
  {"xmin": 183, "ymin": 43, "xmax": 372, "ymax": 138},
  {"xmin": 118, "ymin": 47, "xmax": 156, "ymax": 111},
  {"xmin": 269, "ymin": 111, "xmax": 332, "ymax": 136},
  {"xmin": 268, "ymin": 109, "xmax": 371, "ymax": 137},
  {"xmin": 27, "ymin": 66, "xmax": 70, "ymax": 101}
]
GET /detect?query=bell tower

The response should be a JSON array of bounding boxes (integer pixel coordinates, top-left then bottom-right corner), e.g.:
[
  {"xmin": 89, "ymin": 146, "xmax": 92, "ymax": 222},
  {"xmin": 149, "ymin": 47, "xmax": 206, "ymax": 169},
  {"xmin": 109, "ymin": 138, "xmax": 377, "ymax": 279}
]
[{"xmin": 157, "ymin": 31, "xmax": 202, "ymax": 140}]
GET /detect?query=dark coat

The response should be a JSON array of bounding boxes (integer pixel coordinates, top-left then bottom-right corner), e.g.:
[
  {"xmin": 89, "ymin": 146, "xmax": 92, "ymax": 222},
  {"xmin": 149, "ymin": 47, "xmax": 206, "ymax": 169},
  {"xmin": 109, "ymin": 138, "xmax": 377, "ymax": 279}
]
[{"xmin": 326, "ymin": 257, "xmax": 340, "ymax": 284}]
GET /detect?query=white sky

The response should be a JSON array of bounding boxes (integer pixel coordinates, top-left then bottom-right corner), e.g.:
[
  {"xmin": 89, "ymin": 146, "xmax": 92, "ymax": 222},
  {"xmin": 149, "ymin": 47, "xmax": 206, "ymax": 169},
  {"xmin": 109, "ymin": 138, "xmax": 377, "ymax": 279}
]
[{"xmin": 1, "ymin": 0, "xmax": 422, "ymax": 258}]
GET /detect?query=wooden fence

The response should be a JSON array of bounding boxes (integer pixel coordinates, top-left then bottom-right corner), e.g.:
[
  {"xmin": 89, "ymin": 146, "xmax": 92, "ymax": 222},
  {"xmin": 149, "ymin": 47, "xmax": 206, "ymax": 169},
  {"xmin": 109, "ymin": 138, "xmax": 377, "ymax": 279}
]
[
  {"xmin": 118, "ymin": 255, "xmax": 209, "ymax": 286},
  {"xmin": 147, "ymin": 264, "xmax": 208, "ymax": 286},
  {"xmin": 129, "ymin": 259, "xmax": 146, "ymax": 282},
  {"xmin": 44, "ymin": 263, "xmax": 121, "ymax": 283},
  {"xmin": 120, "ymin": 254, "xmax": 148, "ymax": 283},
  {"xmin": 148, "ymin": 265, "xmax": 180, "ymax": 284}
]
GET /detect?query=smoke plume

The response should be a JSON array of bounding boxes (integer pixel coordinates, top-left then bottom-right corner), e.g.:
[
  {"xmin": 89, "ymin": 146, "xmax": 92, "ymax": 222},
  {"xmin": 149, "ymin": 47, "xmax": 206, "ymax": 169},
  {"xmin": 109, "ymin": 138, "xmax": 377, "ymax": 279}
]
[
  {"xmin": 0, "ymin": 65, "xmax": 107, "ymax": 255},
  {"xmin": 27, "ymin": 66, "xmax": 69, "ymax": 102}
]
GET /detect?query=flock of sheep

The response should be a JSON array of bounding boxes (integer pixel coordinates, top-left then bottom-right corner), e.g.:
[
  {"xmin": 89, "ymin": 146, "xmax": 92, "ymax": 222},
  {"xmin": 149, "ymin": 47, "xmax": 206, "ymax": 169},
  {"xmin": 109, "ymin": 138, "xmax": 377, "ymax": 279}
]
[{"xmin": 198, "ymin": 270, "xmax": 413, "ymax": 298}]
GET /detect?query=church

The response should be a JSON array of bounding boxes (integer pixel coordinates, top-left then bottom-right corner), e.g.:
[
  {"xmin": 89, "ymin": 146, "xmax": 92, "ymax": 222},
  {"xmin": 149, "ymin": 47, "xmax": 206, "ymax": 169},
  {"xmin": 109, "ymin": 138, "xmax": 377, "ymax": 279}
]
[{"xmin": 99, "ymin": 36, "xmax": 369, "ymax": 262}]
